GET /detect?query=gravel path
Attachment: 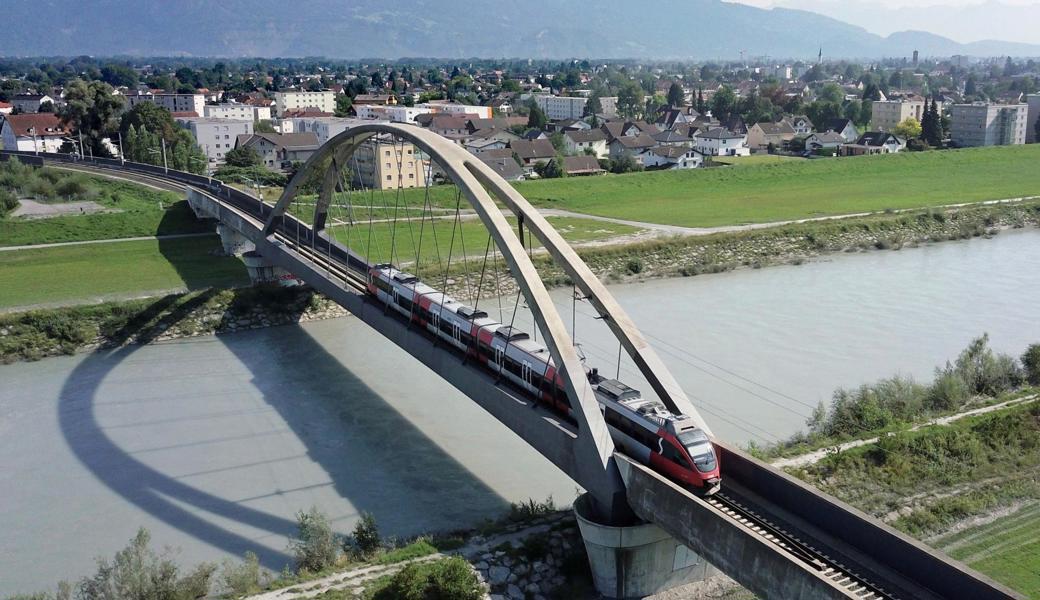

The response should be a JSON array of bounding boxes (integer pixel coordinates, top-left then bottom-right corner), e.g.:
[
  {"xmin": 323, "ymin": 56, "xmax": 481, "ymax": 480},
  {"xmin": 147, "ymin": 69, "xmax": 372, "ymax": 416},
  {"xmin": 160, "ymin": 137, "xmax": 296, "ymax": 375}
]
[{"xmin": 0, "ymin": 232, "xmax": 215, "ymax": 252}]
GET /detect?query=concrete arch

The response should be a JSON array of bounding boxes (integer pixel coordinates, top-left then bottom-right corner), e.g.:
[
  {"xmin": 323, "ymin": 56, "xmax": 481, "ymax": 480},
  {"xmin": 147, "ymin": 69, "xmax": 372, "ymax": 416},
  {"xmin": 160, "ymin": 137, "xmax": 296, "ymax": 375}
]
[{"xmin": 265, "ymin": 123, "xmax": 708, "ymax": 517}]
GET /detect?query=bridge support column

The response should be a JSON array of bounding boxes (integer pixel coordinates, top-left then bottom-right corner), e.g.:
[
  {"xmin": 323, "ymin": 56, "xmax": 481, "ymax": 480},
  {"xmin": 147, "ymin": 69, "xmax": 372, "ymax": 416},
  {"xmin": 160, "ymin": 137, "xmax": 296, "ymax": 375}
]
[
  {"xmin": 574, "ymin": 493, "xmax": 717, "ymax": 599},
  {"xmin": 241, "ymin": 250, "xmax": 303, "ymax": 287},
  {"xmin": 217, "ymin": 224, "xmax": 255, "ymax": 256}
]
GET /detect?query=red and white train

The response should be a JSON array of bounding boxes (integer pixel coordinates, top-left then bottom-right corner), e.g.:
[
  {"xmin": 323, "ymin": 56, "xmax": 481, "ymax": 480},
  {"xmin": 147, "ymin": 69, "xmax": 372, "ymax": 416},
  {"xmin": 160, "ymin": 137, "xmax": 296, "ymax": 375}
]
[{"xmin": 367, "ymin": 264, "xmax": 721, "ymax": 494}]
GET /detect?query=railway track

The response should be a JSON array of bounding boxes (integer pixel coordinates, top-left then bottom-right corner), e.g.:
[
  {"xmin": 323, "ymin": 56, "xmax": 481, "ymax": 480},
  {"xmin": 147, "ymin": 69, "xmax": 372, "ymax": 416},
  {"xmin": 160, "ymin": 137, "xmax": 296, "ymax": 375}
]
[{"xmin": 708, "ymin": 492, "xmax": 894, "ymax": 599}]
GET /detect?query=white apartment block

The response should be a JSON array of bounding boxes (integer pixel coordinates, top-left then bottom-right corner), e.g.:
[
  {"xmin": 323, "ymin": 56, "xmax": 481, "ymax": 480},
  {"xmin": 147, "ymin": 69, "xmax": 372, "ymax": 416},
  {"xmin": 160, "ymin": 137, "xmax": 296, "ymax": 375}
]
[
  {"xmin": 204, "ymin": 103, "xmax": 272, "ymax": 122},
  {"xmin": 354, "ymin": 104, "xmax": 436, "ymax": 123},
  {"xmin": 534, "ymin": 95, "xmax": 588, "ymax": 121},
  {"xmin": 183, "ymin": 118, "xmax": 253, "ymax": 164},
  {"xmin": 417, "ymin": 101, "xmax": 492, "ymax": 119},
  {"xmin": 1026, "ymin": 94, "xmax": 1040, "ymax": 143},
  {"xmin": 870, "ymin": 100, "xmax": 924, "ymax": 132},
  {"xmin": 950, "ymin": 103, "xmax": 1028, "ymax": 147},
  {"xmin": 125, "ymin": 92, "xmax": 206, "ymax": 116},
  {"xmin": 273, "ymin": 90, "xmax": 336, "ymax": 117},
  {"xmin": 291, "ymin": 117, "xmax": 382, "ymax": 145}
]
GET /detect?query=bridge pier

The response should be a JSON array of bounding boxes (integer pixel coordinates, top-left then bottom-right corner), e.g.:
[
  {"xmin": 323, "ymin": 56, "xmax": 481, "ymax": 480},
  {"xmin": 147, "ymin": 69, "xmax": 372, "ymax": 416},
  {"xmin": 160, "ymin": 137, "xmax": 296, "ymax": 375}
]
[
  {"xmin": 573, "ymin": 493, "xmax": 717, "ymax": 599},
  {"xmin": 216, "ymin": 223, "xmax": 255, "ymax": 256},
  {"xmin": 240, "ymin": 250, "xmax": 304, "ymax": 287}
]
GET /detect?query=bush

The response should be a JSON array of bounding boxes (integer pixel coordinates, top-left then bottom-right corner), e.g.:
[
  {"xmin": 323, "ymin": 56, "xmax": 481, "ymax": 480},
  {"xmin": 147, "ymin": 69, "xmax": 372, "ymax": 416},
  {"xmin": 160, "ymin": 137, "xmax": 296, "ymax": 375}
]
[
  {"xmin": 925, "ymin": 370, "xmax": 969, "ymax": 411},
  {"xmin": 289, "ymin": 506, "xmax": 340, "ymax": 573},
  {"xmin": 372, "ymin": 557, "xmax": 482, "ymax": 600},
  {"xmin": 624, "ymin": 258, "xmax": 643, "ymax": 274},
  {"xmin": 1023, "ymin": 344, "xmax": 1040, "ymax": 385},
  {"xmin": 0, "ymin": 188, "xmax": 18, "ymax": 216},
  {"xmin": 219, "ymin": 551, "xmax": 268, "ymax": 598},
  {"xmin": 75, "ymin": 528, "xmax": 216, "ymax": 600},
  {"xmin": 951, "ymin": 334, "xmax": 1023, "ymax": 396}
]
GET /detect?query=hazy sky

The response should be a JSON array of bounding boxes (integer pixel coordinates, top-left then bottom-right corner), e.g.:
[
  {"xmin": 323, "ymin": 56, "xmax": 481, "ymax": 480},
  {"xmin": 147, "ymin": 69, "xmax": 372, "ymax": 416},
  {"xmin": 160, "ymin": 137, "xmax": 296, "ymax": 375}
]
[{"xmin": 724, "ymin": 0, "xmax": 1040, "ymax": 44}]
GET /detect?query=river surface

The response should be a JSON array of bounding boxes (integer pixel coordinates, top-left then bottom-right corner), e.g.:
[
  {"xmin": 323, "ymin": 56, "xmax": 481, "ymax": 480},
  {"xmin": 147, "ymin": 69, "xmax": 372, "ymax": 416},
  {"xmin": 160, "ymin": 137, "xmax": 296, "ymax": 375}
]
[{"xmin": 1, "ymin": 229, "xmax": 1038, "ymax": 593}]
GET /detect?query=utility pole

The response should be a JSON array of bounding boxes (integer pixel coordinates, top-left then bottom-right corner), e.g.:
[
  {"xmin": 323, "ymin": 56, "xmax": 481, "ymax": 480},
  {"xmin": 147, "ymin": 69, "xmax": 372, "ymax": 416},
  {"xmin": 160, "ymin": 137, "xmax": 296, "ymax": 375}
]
[
  {"xmin": 160, "ymin": 138, "xmax": 168, "ymax": 174},
  {"xmin": 29, "ymin": 127, "xmax": 38, "ymax": 155},
  {"xmin": 117, "ymin": 131, "xmax": 125, "ymax": 165},
  {"xmin": 79, "ymin": 131, "xmax": 85, "ymax": 160}
]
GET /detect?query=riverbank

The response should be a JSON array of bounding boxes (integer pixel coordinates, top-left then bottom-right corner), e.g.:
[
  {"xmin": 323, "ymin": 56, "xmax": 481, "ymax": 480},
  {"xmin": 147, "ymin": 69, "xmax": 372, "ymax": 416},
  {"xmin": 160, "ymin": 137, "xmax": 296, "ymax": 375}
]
[{"xmin": 3, "ymin": 199, "xmax": 1039, "ymax": 364}]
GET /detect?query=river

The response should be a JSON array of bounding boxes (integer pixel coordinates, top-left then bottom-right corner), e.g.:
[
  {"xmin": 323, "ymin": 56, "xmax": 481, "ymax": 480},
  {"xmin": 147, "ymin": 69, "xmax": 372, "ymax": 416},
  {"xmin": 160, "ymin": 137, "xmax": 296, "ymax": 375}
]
[{"xmin": 1, "ymin": 229, "xmax": 1038, "ymax": 594}]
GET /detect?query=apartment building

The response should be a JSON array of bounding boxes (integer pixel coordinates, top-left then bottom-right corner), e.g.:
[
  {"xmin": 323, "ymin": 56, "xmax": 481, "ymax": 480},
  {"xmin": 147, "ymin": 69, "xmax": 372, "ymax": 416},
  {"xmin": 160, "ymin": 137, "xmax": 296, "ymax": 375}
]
[
  {"xmin": 533, "ymin": 95, "xmax": 588, "ymax": 121},
  {"xmin": 351, "ymin": 137, "xmax": 428, "ymax": 190},
  {"xmin": 125, "ymin": 92, "xmax": 206, "ymax": 116},
  {"xmin": 272, "ymin": 91, "xmax": 336, "ymax": 117},
  {"xmin": 182, "ymin": 118, "xmax": 253, "ymax": 164},
  {"xmin": 870, "ymin": 99, "xmax": 924, "ymax": 132},
  {"xmin": 204, "ymin": 103, "xmax": 272, "ymax": 122},
  {"xmin": 1026, "ymin": 94, "xmax": 1040, "ymax": 143},
  {"xmin": 291, "ymin": 116, "xmax": 378, "ymax": 145},
  {"xmin": 950, "ymin": 103, "xmax": 1028, "ymax": 147}
]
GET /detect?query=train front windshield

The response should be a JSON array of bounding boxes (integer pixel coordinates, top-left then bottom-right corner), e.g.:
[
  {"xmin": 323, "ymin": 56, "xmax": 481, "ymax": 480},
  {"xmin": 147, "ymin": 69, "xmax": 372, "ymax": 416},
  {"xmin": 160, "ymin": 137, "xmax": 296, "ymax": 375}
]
[{"xmin": 678, "ymin": 430, "xmax": 717, "ymax": 473}]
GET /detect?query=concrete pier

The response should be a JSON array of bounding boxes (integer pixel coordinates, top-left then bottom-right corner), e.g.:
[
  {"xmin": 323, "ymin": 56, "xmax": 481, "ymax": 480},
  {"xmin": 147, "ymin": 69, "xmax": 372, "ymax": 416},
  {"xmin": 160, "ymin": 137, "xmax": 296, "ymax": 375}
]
[
  {"xmin": 241, "ymin": 250, "xmax": 304, "ymax": 286},
  {"xmin": 573, "ymin": 493, "xmax": 716, "ymax": 599}
]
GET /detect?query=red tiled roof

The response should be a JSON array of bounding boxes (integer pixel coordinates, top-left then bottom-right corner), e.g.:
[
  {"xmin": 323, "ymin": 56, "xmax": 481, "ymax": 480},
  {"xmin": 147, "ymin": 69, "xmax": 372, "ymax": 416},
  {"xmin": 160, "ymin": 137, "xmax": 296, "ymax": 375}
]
[
  {"xmin": 3, "ymin": 113, "xmax": 69, "ymax": 137},
  {"xmin": 171, "ymin": 111, "xmax": 199, "ymax": 118}
]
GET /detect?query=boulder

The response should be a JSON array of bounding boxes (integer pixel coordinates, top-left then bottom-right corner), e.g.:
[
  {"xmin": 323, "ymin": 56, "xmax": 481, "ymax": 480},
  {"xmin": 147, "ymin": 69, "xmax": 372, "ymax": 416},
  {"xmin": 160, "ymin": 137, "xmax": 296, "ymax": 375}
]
[{"xmin": 488, "ymin": 566, "xmax": 510, "ymax": 586}]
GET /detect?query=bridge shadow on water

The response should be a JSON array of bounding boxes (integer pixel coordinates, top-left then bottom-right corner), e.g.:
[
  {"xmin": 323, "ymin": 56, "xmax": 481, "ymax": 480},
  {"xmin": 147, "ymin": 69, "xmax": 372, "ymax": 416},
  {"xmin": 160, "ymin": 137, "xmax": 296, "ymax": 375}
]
[{"xmin": 57, "ymin": 212, "xmax": 512, "ymax": 571}]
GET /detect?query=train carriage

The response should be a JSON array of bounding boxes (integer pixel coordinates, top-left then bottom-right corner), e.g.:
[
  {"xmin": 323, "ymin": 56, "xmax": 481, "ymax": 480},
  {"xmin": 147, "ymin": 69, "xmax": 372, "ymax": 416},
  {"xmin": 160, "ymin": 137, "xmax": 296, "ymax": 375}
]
[{"xmin": 367, "ymin": 264, "xmax": 721, "ymax": 494}]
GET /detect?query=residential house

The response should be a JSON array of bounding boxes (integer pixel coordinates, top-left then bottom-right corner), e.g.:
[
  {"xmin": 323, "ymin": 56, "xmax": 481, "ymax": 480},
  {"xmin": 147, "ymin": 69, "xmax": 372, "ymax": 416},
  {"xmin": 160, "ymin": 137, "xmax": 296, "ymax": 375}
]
[
  {"xmin": 234, "ymin": 133, "xmax": 320, "ymax": 170},
  {"xmin": 489, "ymin": 97, "xmax": 513, "ymax": 115},
  {"xmin": 477, "ymin": 155, "xmax": 524, "ymax": 181},
  {"xmin": 842, "ymin": 132, "xmax": 906, "ymax": 155},
  {"xmin": 553, "ymin": 118, "xmax": 590, "ymax": 132},
  {"xmin": 0, "ymin": 101, "xmax": 13, "ymax": 115},
  {"xmin": 950, "ymin": 103, "xmax": 1028, "ymax": 147},
  {"xmin": 654, "ymin": 107, "xmax": 699, "ymax": 131},
  {"xmin": 556, "ymin": 155, "xmax": 605, "ymax": 176},
  {"xmin": 509, "ymin": 139, "xmax": 556, "ymax": 172},
  {"xmin": 11, "ymin": 94, "xmax": 54, "ymax": 113},
  {"xmin": 601, "ymin": 120, "xmax": 652, "ymax": 142},
  {"xmin": 652, "ymin": 128, "xmax": 694, "ymax": 147},
  {"xmin": 803, "ymin": 131, "xmax": 846, "ymax": 154},
  {"xmin": 0, "ymin": 113, "xmax": 69, "ymax": 152},
  {"xmin": 428, "ymin": 115, "xmax": 471, "ymax": 138},
  {"xmin": 782, "ymin": 115, "xmax": 814, "ymax": 135},
  {"xmin": 563, "ymin": 129, "xmax": 608, "ymax": 158},
  {"xmin": 746, "ymin": 121, "xmax": 796, "ymax": 150},
  {"xmin": 822, "ymin": 118, "xmax": 860, "ymax": 143},
  {"xmin": 641, "ymin": 145, "xmax": 704, "ymax": 170},
  {"xmin": 608, "ymin": 133, "xmax": 657, "ymax": 163},
  {"xmin": 694, "ymin": 127, "xmax": 750, "ymax": 157},
  {"xmin": 353, "ymin": 94, "xmax": 395, "ymax": 106},
  {"xmin": 204, "ymin": 103, "xmax": 273, "ymax": 122}
]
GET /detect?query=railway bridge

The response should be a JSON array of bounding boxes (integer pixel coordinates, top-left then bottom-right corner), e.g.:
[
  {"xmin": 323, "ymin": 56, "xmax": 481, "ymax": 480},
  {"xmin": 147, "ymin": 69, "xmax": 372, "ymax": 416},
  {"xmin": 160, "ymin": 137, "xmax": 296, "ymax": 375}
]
[{"xmin": 1, "ymin": 129, "xmax": 1022, "ymax": 600}]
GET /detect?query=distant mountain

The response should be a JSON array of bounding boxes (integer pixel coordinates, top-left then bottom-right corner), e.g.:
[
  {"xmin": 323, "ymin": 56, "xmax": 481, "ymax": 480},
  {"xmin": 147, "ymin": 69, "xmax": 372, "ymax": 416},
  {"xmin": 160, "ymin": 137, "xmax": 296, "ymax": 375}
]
[{"xmin": 3, "ymin": 0, "xmax": 1039, "ymax": 59}]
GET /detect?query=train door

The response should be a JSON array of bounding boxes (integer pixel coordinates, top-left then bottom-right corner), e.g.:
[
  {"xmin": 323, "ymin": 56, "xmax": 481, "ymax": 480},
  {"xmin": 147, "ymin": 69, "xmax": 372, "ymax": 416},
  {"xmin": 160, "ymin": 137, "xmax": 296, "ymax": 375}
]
[
  {"xmin": 451, "ymin": 322, "xmax": 462, "ymax": 345},
  {"xmin": 521, "ymin": 360, "xmax": 534, "ymax": 391},
  {"xmin": 431, "ymin": 310, "xmax": 440, "ymax": 332},
  {"xmin": 391, "ymin": 287, "xmax": 400, "ymax": 307},
  {"xmin": 493, "ymin": 346, "xmax": 504, "ymax": 373}
]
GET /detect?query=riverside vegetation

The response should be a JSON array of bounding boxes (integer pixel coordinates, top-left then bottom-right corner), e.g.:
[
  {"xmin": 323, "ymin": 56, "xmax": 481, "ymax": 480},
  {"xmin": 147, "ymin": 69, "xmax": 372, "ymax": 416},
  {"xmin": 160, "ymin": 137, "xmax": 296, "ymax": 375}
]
[
  {"xmin": 5, "ymin": 498, "xmax": 587, "ymax": 600},
  {"xmin": 764, "ymin": 336, "xmax": 1040, "ymax": 597}
]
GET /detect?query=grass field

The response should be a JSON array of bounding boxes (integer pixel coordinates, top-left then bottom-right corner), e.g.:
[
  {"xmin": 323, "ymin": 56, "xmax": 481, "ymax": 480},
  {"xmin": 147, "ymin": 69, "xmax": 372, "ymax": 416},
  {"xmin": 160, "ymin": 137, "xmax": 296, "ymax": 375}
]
[
  {"xmin": 711, "ymin": 154, "xmax": 804, "ymax": 166},
  {"xmin": 327, "ymin": 215, "xmax": 641, "ymax": 268},
  {"xmin": 0, "ymin": 177, "xmax": 210, "ymax": 246},
  {"xmin": 0, "ymin": 236, "xmax": 249, "ymax": 309},
  {"xmin": 514, "ymin": 145, "xmax": 1040, "ymax": 227},
  {"xmin": 934, "ymin": 502, "xmax": 1040, "ymax": 598}
]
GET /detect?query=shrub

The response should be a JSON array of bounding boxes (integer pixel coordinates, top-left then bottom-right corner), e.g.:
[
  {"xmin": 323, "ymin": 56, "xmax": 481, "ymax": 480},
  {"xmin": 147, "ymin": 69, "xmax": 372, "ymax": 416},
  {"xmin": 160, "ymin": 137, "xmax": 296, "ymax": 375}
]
[
  {"xmin": 55, "ymin": 176, "xmax": 91, "ymax": 199},
  {"xmin": 289, "ymin": 506, "xmax": 339, "ymax": 573},
  {"xmin": 0, "ymin": 188, "xmax": 18, "ymax": 216},
  {"xmin": 1022, "ymin": 344, "xmax": 1040, "ymax": 385},
  {"xmin": 75, "ymin": 528, "xmax": 216, "ymax": 600},
  {"xmin": 951, "ymin": 334, "xmax": 1023, "ymax": 396},
  {"xmin": 25, "ymin": 176, "xmax": 55, "ymax": 200},
  {"xmin": 925, "ymin": 370, "xmax": 969, "ymax": 411},
  {"xmin": 624, "ymin": 258, "xmax": 643, "ymax": 274},
  {"xmin": 373, "ymin": 557, "xmax": 482, "ymax": 600},
  {"xmin": 219, "ymin": 551, "xmax": 268, "ymax": 598},
  {"xmin": 508, "ymin": 496, "xmax": 556, "ymax": 522}
]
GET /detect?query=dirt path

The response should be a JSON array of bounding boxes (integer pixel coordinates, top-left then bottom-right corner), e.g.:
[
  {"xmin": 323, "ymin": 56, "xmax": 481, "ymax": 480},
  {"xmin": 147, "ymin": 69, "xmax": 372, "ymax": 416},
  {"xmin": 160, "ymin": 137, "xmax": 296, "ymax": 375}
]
[
  {"xmin": 771, "ymin": 394, "xmax": 1039, "ymax": 470},
  {"xmin": 538, "ymin": 195, "xmax": 1040, "ymax": 237},
  {"xmin": 0, "ymin": 232, "xmax": 215, "ymax": 252}
]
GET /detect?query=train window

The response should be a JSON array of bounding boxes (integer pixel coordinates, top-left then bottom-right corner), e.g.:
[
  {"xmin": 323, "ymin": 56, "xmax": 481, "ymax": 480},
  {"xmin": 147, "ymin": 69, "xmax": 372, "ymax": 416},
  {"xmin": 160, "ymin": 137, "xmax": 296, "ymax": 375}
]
[{"xmin": 660, "ymin": 441, "xmax": 689, "ymax": 467}]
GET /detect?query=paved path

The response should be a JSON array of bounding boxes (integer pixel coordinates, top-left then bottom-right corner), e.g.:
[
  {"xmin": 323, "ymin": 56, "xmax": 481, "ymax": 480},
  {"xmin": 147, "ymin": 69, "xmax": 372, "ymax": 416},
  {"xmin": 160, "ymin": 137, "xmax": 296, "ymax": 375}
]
[
  {"xmin": 771, "ymin": 393, "xmax": 1039, "ymax": 470},
  {"xmin": 0, "ymin": 232, "xmax": 215, "ymax": 252}
]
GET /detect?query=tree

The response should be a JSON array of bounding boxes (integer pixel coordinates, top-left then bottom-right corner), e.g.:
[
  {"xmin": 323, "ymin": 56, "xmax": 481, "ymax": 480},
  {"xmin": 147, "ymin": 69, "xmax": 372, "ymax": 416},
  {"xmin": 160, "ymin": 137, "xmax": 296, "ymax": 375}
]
[
  {"xmin": 667, "ymin": 82, "xmax": 685, "ymax": 107},
  {"xmin": 254, "ymin": 119, "xmax": 277, "ymax": 133},
  {"xmin": 892, "ymin": 117, "xmax": 922, "ymax": 140},
  {"xmin": 224, "ymin": 146, "xmax": 262, "ymax": 168},
  {"xmin": 583, "ymin": 93, "xmax": 602, "ymax": 118},
  {"xmin": 100, "ymin": 63, "xmax": 139, "ymax": 88},
  {"xmin": 696, "ymin": 88, "xmax": 706, "ymax": 114},
  {"xmin": 617, "ymin": 81, "xmax": 645, "ymax": 119},
  {"xmin": 549, "ymin": 131, "xmax": 566, "ymax": 152},
  {"xmin": 862, "ymin": 83, "xmax": 882, "ymax": 101},
  {"xmin": 60, "ymin": 79, "xmax": 125, "ymax": 157},
  {"xmin": 711, "ymin": 85, "xmax": 737, "ymax": 122},
  {"xmin": 120, "ymin": 101, "xmax": 178, "ymax": 140},
  {"xmin": 526, "ymin": 102, "xmax": 547, "ymax": 130},
  {"xmin": 1023, "ymin": 344, "xmax": 1040, "ymax": 385},
  {"xmin": 921, "ymin": 99, "xmax": 943, "ymax": 147},
  {"xmin": 334, "ymin": 94, "xmax": 353, "ymax": 117}
]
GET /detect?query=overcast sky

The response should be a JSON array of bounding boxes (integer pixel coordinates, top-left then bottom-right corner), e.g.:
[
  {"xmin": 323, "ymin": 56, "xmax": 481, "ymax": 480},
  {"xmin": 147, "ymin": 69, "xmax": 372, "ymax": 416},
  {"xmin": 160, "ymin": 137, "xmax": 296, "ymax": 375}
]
[{"xmin": 724, "ymin": 0, "xmax": 1040, "ymax": 44}]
